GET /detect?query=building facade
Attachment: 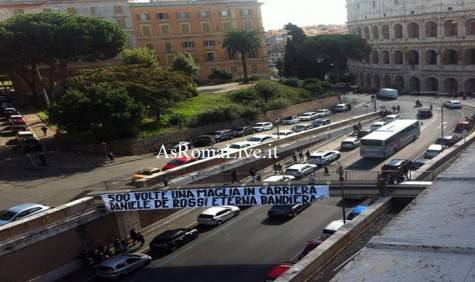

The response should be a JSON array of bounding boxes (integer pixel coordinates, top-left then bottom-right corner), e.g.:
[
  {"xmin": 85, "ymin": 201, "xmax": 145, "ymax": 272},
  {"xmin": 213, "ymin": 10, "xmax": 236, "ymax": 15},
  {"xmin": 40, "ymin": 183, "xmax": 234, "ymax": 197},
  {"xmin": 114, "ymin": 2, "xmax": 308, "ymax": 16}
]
[
  {"xmin": 129, "ymin": 0, "xmax": 269, "ymax": 81},
  {"xmin": 0, "ymin": 0, "xmax": 136, "ymax": 46},
  {"xmin": 346, "ymin": 0, "xmax": 475, "ymax": 93}
]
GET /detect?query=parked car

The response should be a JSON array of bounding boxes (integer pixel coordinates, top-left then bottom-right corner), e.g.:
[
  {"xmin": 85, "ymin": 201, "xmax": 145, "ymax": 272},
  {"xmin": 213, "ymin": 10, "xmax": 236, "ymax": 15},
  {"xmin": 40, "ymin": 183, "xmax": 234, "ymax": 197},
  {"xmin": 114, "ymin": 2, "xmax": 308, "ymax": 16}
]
[
  {"xmin": 197, "ymin": 206, "xmax": 240, "ymax": 226},
  {"xmin": 0, "ymin": 203, "xmax": 50, "ymax": 226},
  {"xmin": 267, "ymin": 203, "xmax": 310, "ymax": 219},
  {"xmin": 292, "ymin": 239, "xmax": 326, "ymax": 262},
  {"xmin": 162, "ymin": 156, "xmax": 197, "ymax": 171},
  {"xmin": 149, "ymin": 228, "xmax": 199, "ymax": 253},
  {"xmin": 370, "ymin": 121, "xmax": 387, "ymax": 131},
  {"xmin": 171, "ymin": 141, "xmax": 194, "ymax": 152},
  {"xmin": 96, "ymin": 253, "xmax": 151, "ymax": 279},
  {"xmin": 263, "ymin": 175, "xmax": 296, "ymax": 182},
  {"xmin": 193, "ymin": 135, "xmax": 216, "ymax": 147},
  {"xmin": 316, "ymin": 109, "xmax": 332, "ymax": 117},
  {"xmin": 221, "ymin": 142, "xmax": 253, "ymax": 154},
  {"xmin": 341, "ymin": 137, "xmax": 360, "ymax": 150},
  {"xmin": 417, "ymin": 108, "xmax": 433, "ymax": 119},
  {"xmin": 246, "ymin": 134, "xmax": 273, "ymax": 145},
  {"xmin": 334, "ymin": 103, "xmax": 350, "ymax": 112},
  {"xmin": 380, "ymin": 159, "xmax": 411, "ymax": 184},
  {"xmin": 424, "ymin": 144, "xmax": 444, "ymax": 159},
  {"xmin": 9, "ymin": 114, "xmax": 26, "ymax": 125},
  {"xmin": 312, "ymin": 118, "xmax": 331, "ymax": 127},
  {"xmin": 264, "ymin": 263, "xmax": 294, "ymax": 282},
  {"xmin": 253, "ymin": 122, "xmax": 274, "ymax": 132},
  {"xmin": 291, "ymin": 123, "xmax": 314, "ymax": 133},
  {"xmin": 444, "ymin": 99, "xmax": 463, "ymax": 109},
  {"xmin": 298, "ymin": 112, "xmax": 319, "ymax": 121},
  {"xmin": 454, "ymin": 119, "xmax": 474, "ymax": 136},
  {"xmin": 133, "ymin": 167, "xmax": 161, "ymax": 181},
  {"xmin": 308, "ymin": 150, "xmax": 340, "ymax": 166},
  {"xmin": 285, "ymin": 164, "xmax": 317, "ymax": 178},
  {"xmin": 210, "ymin": 129, "xmax": 234, "ymax": 142},
  {"xmin": 3, "ymin": 108, "xmax": 19, "ymax": 118},
  {"xmin": 321, "ymin": 219, "xmax": 346, "ymax": 238},
  {"xmin": 280, "ymin": 116, "xmax": 300, "ymax": 125},
  {"xmin": 436, "ymin": 135, "xmax": 462, "ymax": 147},
  {"xmin": 231, "ymin": 126, "xmax": 255, "ymax": 137},
  {"xmin": 0, "ymin": 103, "xmax": 14, "ymax": 115},
  {"xmin": 383, "ymin": 114, "xmax": 400, "ymax": 123},
  {"xmin": 272, "ymin": 130, "xmax": 294, "ymax": 137},
  {"xmin": 346, "ymin": 204, "xmax": 369, "ymax": 220}
]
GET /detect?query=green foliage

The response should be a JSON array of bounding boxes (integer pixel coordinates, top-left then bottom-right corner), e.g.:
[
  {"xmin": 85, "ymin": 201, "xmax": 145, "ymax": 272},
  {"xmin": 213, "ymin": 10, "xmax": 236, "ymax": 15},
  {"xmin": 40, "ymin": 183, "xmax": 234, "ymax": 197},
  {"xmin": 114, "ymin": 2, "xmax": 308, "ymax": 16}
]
[
  {"xmin": 121, "ymin": 48, "xmax": 159, "ymax": 67},
  {"xmin": 275, "ymin": 57, "xmax": 284, "ymax": 78},
  {"xmin": 171, "ymin": 53, "xmax": 199, "ymax": 76},
  {"xmin": 303, "ymin": 78, "xmax": 333, "ymax": 96},
  {"xmin": 254, "ymin": 80, "xmax": 281, "ymax": 103},
  {"xmin": 223, "ymin": 29, "xmax": 261, "ymax": 82},
  {"xmin": 50, "ymin": 84, "xmax": 144, "ymax": 141},
  {"xmin": 281, "ymin": 78, "xmax": 302, "ymax": 87},
  {"xmin": 209, "ymin": 69, "xmax": 233, "ymax": 81}
]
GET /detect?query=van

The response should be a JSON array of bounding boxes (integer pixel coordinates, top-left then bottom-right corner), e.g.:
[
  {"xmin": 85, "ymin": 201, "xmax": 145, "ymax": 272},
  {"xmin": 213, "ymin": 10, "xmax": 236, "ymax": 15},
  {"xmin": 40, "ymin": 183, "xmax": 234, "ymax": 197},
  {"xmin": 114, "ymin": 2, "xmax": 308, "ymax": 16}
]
[{"xmin": 377, "ymin": 88, "xmax": 399, "ymax": 99}]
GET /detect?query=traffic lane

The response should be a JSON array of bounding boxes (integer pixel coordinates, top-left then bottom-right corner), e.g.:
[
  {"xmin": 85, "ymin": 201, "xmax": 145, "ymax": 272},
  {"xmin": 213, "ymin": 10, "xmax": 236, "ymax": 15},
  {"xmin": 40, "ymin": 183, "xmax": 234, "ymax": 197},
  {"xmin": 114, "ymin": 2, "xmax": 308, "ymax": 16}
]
[{"xmin": 124, "ymin": 198, "xmax": 348, "ymax": 282}]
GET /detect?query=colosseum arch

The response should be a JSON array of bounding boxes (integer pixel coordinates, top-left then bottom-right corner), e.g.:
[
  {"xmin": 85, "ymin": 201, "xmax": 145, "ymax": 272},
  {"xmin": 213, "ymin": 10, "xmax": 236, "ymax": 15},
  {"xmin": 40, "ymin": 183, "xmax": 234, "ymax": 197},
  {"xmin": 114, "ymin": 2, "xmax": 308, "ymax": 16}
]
[
  {"xmin": 382, "ymin": 75, "xmax": 391, "ymax": 88},
  {"xmin": 394, "ymin": 24, "xmax": 403, "ymax": 39},
  {"xmin": 466, "ymin": 19, "xmax": 475, "ymax": 35},
  {"xmin": 425, "ymin": 77, "xmax": 439, "ymax": 91},
  {"xmin": 406, "ymin": 50, "xmax": 420, "ymax": 65},
  {"xmin": 409, "ymin": 76, "xmax": 421, "ymax": 92},
  {"xmin": 464, "ymin": 79, "xmax": 475, "ymax": 93},
  {"xmin": 364, "ymin": 26, "xmax": 370, "ymax": 39},
  {"xmin": 372, "ymin": 50, "xmax": 380, "ymax": 64},
  {"xmin": 394, "ymin": 76, "xmax": 404, "ymax": 90},
  {"xmin": 373, "ymin": 74, "xmax": 381, "ymax": 89},
  {"xmin": 381, "ymin": 51, "xmax": 390, "ymax": 64},
  {"xmin": 442, "ymin": 49, "xmax": 458, "ymax": 65},
  {"xmin": 372, "ymin": 25, "xmax": 379, "ymax": 40},
  {"xmin": 393, "ymin": 51, "xmax": 403, "ymax": 64},
  {"xmin": 407, "ymin": 22, "xmax": 420, "ymax": 38},
  {"xmin": 382, "ymin": 25, "xmax": 390, "ymax": 39},
  {"xmin": 444, "ymin": 20, "xmax": 458, "ymax": 36},
  {"xmin": 464, "ymin": 48, "xmax": 475, "ymax": 64},
  {"xmin": 425, "ymin": 21, "xmax": 438, "ymax": 37},
  {"xmin": 444, "ymin": 78, "xmax": 458, "ymax": 93},
  {"xmin": 425, "ymin": 50, "xmax": 437, "ymax": 65}
]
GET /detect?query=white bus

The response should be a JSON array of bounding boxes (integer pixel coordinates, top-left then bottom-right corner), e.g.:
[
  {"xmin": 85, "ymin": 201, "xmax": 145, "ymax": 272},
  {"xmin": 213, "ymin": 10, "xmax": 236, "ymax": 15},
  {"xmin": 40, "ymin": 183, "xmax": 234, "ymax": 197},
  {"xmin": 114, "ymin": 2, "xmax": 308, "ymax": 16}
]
[{"xmin": 360, "ymin": 120, "xmax": 421, "ymax": 158}]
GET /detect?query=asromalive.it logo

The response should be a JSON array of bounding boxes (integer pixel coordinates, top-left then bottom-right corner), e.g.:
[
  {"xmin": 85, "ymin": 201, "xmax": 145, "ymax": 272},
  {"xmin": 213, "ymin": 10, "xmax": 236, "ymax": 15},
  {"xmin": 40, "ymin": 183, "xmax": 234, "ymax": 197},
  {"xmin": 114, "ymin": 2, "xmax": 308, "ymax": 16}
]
[{"xmin": 155, "ymin": 144, "xmax": 279, "ymax": 160}]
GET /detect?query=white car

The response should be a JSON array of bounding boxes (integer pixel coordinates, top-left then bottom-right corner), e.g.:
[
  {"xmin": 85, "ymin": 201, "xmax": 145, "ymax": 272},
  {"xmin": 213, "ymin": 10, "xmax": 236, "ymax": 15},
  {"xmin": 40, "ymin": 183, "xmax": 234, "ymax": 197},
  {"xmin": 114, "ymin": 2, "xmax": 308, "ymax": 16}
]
[
  {"xmin": 253, "ymin": 122, "xmax": 274, "ymax": 132},
  {"xmin": 96, "ymin": 253, "xmax": 152, "ymax": 279},
  {"xmin": 285, "ymin": 164, "xmax": 317, "ymax": 178},
  {"xmin": 246, "ymin": 134, "xmax": 274, "ymax": 145},
  {"xmin": 298, "ymin": 112, "xmax": 319, "ymax": 121},
  {"xmin": 341, "ymin": 137, "xmax": 360, "ymax": 150},
  {"xmin": 444, "ymin": 100, "xmax": 463, "ymax": 109},
  {"xmin": 309, "ymin": 150, "xmax": 341, "ymax": 166},
  {"xmin": 322, "ymin": 219, "xmax": 346, "ymax": 238},
  {"xmin": 291, "ymin": 123, "xmax": 314, "ymax": 133},
  {"xmin": 334, "ymin": 103, "xmax": 350, "ymax": 112},
  {"xmin": 272, "ymin": 130, "xmax": 294, "ymax": 137},
  {"xmin": 280, "ymin": 116, "xmax": 300, "ymax": 125},
  {"xmin": 383, "ymin": 114, "xmax": 400, "ymax": 123},
  {"xmin": 0, "ymin": 203, "xmax": 50, "ymax": 226},
  {"xmin": 222, "ymin": 142, "xmax": 253, "ymax": 154},
  {"xmin": 371, "ymin": 121, "xmax": 387, "ymax": 131},
  {"xmin": 197, "ymin": 206, "xmax": 240, "ymax": 226},
  {"xmin": 263, "ymin": 175, "xmax": 296, "ymax": 182},
  {"xmin": 316, "ymin": 109, "xmax": 332, "ymax": 117},
  {"xmin": 424, "ymin": 144, "xmax": 444, "ymax": 159}
]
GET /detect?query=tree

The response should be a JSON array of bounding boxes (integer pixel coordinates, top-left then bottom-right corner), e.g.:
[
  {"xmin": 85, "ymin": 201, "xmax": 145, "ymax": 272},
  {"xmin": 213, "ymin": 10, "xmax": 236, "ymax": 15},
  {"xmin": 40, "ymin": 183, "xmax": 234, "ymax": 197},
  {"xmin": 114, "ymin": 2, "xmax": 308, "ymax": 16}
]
[
  {"xmin": 283, "ymin": 23, "xmax": 306, "ymax": 77},
  {"xmin": 255, "ymin": 80, "xmax": 280, "ymax": 103},
  {"xmin": 171, "ymin": 53, "xmax": 199, "ymax": 76},
  {"xmin": 121, "ymin": 48, "xmax": 159, "ymax": 67},
  {"xmin": 275, "ymin": 57, "xmax": 284, "ymax": 79},
  {"xmin": 223, "ymin": 29, "xmax": 261, "ymax": 83},
  {"xmin": 0, "ymin": 12, "xmax": 127, "ymax": 107},
  {"xmin": 50, "ymin": 84, "xmax": 144, "ymax": 141}
]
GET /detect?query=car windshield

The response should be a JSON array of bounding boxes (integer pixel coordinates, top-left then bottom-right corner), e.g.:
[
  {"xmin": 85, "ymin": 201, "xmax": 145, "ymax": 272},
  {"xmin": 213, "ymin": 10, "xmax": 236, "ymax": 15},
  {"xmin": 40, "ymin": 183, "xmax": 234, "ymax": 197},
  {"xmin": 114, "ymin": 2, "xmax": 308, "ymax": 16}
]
[
  {"xmin": 247, "ymin": 137, "xmax": 262, "ymax": 142},
  {"xmin": 169, "ymin": 159, "xmax": 186, "ymax": 166},
  {"xmin": 322, "ymin": 229, "xmax": 335, "ymax": 235},
  {"xmin": 283, "ymin": 116, "xmax": 294, "ymax": 120},
  {"xmin": 342, "ymin": 141, "xmax": 353, "ymax": 145},
  {"xmin": 229, "ymin": 144, "xmax": 242, "ymax": 149},
  {"xmin": 0, "ymin": 210, "xmax": 16, "ymax": 221}
]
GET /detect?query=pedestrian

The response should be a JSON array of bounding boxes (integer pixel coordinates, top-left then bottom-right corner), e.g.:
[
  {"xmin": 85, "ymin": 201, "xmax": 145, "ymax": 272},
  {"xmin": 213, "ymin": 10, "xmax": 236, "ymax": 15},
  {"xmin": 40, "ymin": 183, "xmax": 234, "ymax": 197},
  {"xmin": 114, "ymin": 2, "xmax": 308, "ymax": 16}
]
[
  {"xmin": 231, "ymin": 170, "xmax": 238, "ymax": 183},
  {"xmin": 120, "ymin": 239, "xmax": 128, "ymax": 253},
  {"xmin": 136, "ymin": 232, "xmax": 145, "ymax": 246},
  {"xmin": 357, "ymin": 122, "xmax": 362, "ymax": 130},
  {"xmin": 273, "ymin": 163, "xmax": 278, "ymax": 174},
  {"xmin": 305, "ymin": 150, "xmax": 311, "ymax": 160},
  {"xmin": 348, "ymin": 104, "xmax": 352, "ymax": 111},
  {"xmin": 353, "ymin": 124, "xmax": 359, "ymax": 134},
  {"xmin": 276, "ymin": 163, "xmax": 283, "ymax": 175},
  {"xmin": 38, "ymin": 152, "xmax": 47, "ymax": 166},
  {"xmin": 249, "ymin": 167, "xmax": 256, "ymax": 177},
  {"xmin": 307, "ymin": 172, "xmax": 316, "ymax": 184},
  {"xmin": 397, "ymin": 105, "xmax": 400, "ymax": 113},
  {"xmin": 256, "ymin": 173, "xmax": 262, "ymax": 182},
  {"xmin": 162, "ymin": 174, "xmax": 169, "ymax": 187},
  {"xmin": 324, "ymin": 166, "xmax": 330, "ymax": 175},
  {"xmin": 108, "ymin": 151, "xmax": 115, "ymax": 163},
  {"xmin": 298, "ymin": 151, "xmax": 304, "ymax": 162},
  {"xmin": 41, "ymin": 126, "xmax": 48, "ymax": 137},
  {"xmin": 130, "ymin": 229, "xmax": 138, "ymax": 245},
  {"xmin": 292, "ymin": 151, "xmax": 298, "ymax": 163},
  {"xmin": 430, "ymin": 104, "xmax": 433, "ymax": 111},
  {"xmin": 113, "ymin": 238, "xmax": 122, "ymax": 253},
  {"xmin": 105, "ymin": 244, "xmax": 114, "ymax": 258}
]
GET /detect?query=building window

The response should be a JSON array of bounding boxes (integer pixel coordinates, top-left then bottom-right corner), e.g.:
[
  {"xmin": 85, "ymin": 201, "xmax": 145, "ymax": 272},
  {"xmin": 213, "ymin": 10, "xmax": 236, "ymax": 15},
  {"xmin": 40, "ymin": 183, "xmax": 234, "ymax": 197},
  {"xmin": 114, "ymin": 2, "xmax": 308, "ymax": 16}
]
[
  {"xmin": 137, "ymin": 13, "xmax": 150, "ymax": 21},
  {"xmin": 241, "ymin": 9, "xmax": 252, "ymax": 17},
  {"xmin": 165, "ymin": 42, "xmax": 174, "ymax": 53},
  {"xmin": 177, "ymin": 12, "xmax": 189, "ymax": 19},
  {"xmin": 221, "ymin": 10, "xmax": 231, "ymax": 17},
  {"xmin": 201, "ymin": 22, "xmax": 211, "ymax": 33},
  {"xmin": 66, "ymin": 7, "xmax": 77, "ymax": 15},
  {"xmin": 113, "ymin": 6, "xmax": 123, "ymax": 15},
  {"xmin": 206, "ymin": 52, "xmax": 216, "ymax": 61},
  {"xmin": 157, "ymin": 13, "xmax": 169, "ymax": 20},
  {"xmin": 181, "ymin": 23, "xmax": 191, "ymax": 33},
  {"xmin": 141, "ymin": 25, "xmax": 152, "ymax": 37},
  {"xmin": 160, "ymin": 24, "xmax": 171, "ymax": 35},
  {"xmin": 198, "ymin": 11, "xmax": 209, "ymax": 18},
  {"xmin": 116, "ymin": 18, "xmax": 126, "ymax": 28},
  {"xmin": 90, "ymin": 7, "xmax": 98, "ymax": 16},
  {"xmin": 243, "ymin": 20, "xmax": 253, "ymax": 30},
  {"xmin": 183, "ymin": 41, "xmax": 195, "ymax": 49},
  {"xmin": 223, "ymin": 22, "xmax": 233, "ymax": 31},
  {"xmin": 203, "ymin": 40, "xmax": 216, "ymax": 48}
]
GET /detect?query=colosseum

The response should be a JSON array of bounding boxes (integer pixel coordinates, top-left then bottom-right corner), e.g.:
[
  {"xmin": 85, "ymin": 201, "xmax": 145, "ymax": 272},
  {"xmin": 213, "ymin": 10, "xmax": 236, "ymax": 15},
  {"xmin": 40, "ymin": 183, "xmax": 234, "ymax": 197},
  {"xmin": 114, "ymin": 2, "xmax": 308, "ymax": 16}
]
[{"xmin": 346, "ymin": 0, "xmax": 475, "ymax": 94}]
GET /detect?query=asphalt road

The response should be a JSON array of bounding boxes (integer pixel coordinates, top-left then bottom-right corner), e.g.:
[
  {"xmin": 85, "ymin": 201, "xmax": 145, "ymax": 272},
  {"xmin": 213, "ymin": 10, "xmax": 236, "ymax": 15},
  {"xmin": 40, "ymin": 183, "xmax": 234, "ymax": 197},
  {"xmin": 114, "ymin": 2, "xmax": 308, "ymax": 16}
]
[{"xmin": 119, "ymin": 95, "xmax": 474, "ymax": 282}]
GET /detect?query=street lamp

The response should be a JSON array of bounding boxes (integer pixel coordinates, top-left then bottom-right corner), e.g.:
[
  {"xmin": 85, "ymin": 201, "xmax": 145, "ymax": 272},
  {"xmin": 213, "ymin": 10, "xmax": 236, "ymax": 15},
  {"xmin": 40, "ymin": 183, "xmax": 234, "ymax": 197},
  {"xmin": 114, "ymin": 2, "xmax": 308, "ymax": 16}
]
[
  {"xmin": 275, "ymin": 118, "xmax": 281, "ymax": 140},
  {"xmin": 337, "ymin": 162, "xmax": 346, "ymax": 224},
  {"xmin": 441, "ymin": 104, "xmax": 444, "ymax": 138}
]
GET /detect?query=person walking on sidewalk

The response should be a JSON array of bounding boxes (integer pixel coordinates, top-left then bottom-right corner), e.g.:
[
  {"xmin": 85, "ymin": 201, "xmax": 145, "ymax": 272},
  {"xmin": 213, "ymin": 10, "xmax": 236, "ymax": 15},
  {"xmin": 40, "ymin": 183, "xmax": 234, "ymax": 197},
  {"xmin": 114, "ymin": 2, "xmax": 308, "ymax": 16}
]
[
  {"xmin": 305, "ymin": 150, "xmax": 311, "ymax": 161},
  {"xmin": 231, "ymin": 170, "xmax": 239, "ymax": 183},
  {"xmin": 136, "ymin": 232, "xmax": 145, "ymax": 247},
  {"xmin": 292, "ymin": 151, "xmax": 298, "ymax": 163},
  {"xmin": 120, "ymin": 239, "xmax": 129, "ymax": 254},
  {"xmin": 41, "ymin": 126, "xmax": 48, "ymax": 137},
  {"xmin": 298, "ymin": 151, "xmax": 304, "ymax": 162},
  {"xmin": 130, "ymin": 229, "xmax": 139, "ymax": 245},
  {"xmin": 108, "ymin": 151, "xmax": 115, "ymax": 163}
]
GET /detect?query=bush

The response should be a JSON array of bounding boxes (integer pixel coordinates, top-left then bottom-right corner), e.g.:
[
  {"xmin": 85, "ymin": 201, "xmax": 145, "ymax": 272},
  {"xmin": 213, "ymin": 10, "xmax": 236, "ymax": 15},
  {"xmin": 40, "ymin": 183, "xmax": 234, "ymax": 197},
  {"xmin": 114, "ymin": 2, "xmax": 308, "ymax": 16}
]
[
  {"xmin": 230, "ymin": 88, "xmax": 259, "ymax": 103},
  {"xmin": 209, "ymin": 69, "xmax": 233, "ymax": 81},
  {"xmin": 192, "ymin": 105, "xmax": 242, "ymax": 127},
  {"xmin": 255, "ymin": 80, "xmax": 282, "ymax": 103},
  {"xmin": 266, "ymin": 98, "xmax": 290, "ymax": 110},
  {"xmin": 281, "ymin": 77, "xmax": 301, "ymax": 87},
  {"xmin": 303, "ymin": 78, "xmax": 333, "ymax": 96}
]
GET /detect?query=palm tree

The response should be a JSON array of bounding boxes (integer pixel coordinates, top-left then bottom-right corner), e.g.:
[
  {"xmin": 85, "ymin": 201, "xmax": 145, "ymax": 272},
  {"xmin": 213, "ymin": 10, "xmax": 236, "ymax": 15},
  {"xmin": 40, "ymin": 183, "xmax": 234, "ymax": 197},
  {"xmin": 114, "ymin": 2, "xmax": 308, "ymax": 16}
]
[{"xmin": 222, "ymin": 29, "xmax": 261, "ymax": 83}]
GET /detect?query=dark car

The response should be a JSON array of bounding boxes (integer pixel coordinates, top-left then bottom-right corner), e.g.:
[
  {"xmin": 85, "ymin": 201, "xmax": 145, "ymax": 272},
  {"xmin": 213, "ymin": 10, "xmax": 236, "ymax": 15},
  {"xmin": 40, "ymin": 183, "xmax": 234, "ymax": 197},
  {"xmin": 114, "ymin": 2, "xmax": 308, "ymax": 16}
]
[
  {"xmin": 267, "ymin": 203, "xmax": 310, "ymax": 219},
  {"xmin": 210, "ymin": 129, "xmax": 234, "ymax": 142},
  {"xmin": 380, "ymin": 159, "xmax": 410, "ymax": 184},
  {"xmin": 193, "ymin": 135, "xmax": 216, "ymax": 147},
  {"xmin": 312, "ymin": 118, "xmax": 331, "ymax": 127},
  {"xmin": 150, "ymin": 228, "xmax": 199, "ymax": 253},
  {"xmin": 417, "ymin": 108, "xmax": 433, "ymax": 119},
  {"xmin": 357, "ymin": 129, "xmax": 372, "ymax": 139},
  {"xmin": 232, "ymin": 126, "xmax": 255, "ymax": 137},
  {"xmin": 436, "ymin": 135, "xmax": 462, "ymax": 147}
]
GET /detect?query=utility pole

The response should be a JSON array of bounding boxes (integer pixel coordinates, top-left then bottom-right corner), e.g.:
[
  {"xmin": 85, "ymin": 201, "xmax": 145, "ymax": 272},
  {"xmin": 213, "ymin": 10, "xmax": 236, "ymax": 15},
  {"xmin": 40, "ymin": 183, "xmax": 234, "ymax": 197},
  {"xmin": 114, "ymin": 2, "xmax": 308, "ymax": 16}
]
[
  {"xmin": 338, "ymin": 164, "xmax": 346, "ymax": 224},
  {"xmin": 441, "ymin": 104, "xmax": 444, "ymax": 138},
  {"xmin": 275, "ymin": 118, "xmax": 280, "ymax": 140}
]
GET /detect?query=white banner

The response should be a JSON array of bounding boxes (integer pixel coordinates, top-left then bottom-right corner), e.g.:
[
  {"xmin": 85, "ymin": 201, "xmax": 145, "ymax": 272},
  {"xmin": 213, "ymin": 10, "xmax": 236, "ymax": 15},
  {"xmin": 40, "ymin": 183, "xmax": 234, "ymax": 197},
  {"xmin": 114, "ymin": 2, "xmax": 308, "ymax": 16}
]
[{"xmin": 101, "ymin": 185, "xmax": 330, "ymax": 211}]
